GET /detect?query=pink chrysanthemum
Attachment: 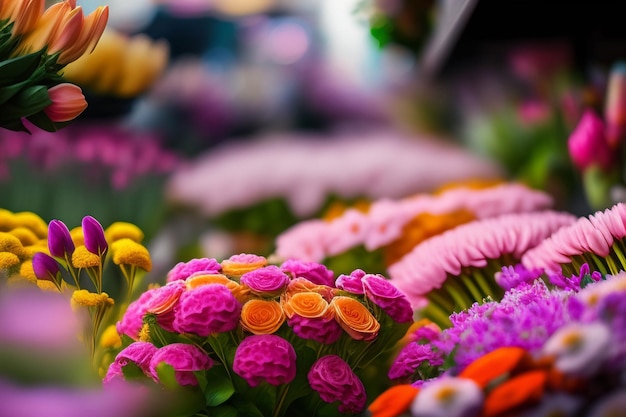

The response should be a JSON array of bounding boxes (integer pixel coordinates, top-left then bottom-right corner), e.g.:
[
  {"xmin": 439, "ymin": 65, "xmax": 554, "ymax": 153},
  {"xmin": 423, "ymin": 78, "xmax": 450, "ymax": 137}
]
[
  {"xmin": 166, "ymin": 258, "xmax": 221, "ymax": 282},
  {"xmin": 287, "ymin": 313, "xmax": 343, "ymax": 344},
  {"xmin": 104, "ymin": 342, "xmax": 158, "ymax": 384},
  {"xmin": 522, "ymin": 203, "xmax": 626, "ymax": 276},
  {"xmin": 240, "ymin": 265, "xmax": 290, "ymax": 296},
  {"xmin": 307, "ymin": 354, "xmax": 367, "ymax": 414},
  {"xmin": 280, "ymin": 259, "xmax": 335, "ymax": 287},
  {"xmin": 232, "ymin": 334, "xmax": 296, "ymax": 387},
  {"xmin": 388, "ymin": 211, "xmax": 576, "ymax": 326},
  {"xmin": 173, "ymin": 284, "xmax": 241, "ymax": 336},
  {"xmin": 149, "ymin": 343, "xmax": 213, "ymax": 386}
]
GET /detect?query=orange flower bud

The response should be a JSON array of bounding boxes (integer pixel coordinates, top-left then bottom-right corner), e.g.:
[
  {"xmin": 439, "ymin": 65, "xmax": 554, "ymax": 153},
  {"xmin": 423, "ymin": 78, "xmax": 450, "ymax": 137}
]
[
  {"xmin": 43, "ymin": 83, "xmax": 87, "ymax": 122},
  {"xmin": 283, "ymin": 292, "xmax": 331, "ymax": 319},
  {"xmin": 330, "ymin": 296, "xmax": 380, "ymax": 341},
  {"xmin": 240, "ymin": 299, "xmax": 285, "ymax": 334}
]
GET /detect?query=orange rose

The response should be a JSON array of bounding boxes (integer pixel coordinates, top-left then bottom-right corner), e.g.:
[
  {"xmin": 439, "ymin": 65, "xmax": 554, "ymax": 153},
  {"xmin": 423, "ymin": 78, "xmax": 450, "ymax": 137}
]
[
  {"xmin": 283, "ymin": 292, "xmax": 331, "ymax": 319},
  {"xmin": 221, "ymin": 253, "xmax": 268, "ymax": 277},
  {"xmin": 186, "ymin": 273, "xmax": 251, "ymax": 303},
  {"xmin": 285, "ymin": 277, "xmax": 335, "ymax": 302},
  {"xmin": 240, "ymin": 299, "xmax": 285, "ymax": 334},
  {"xmin": 330, "ymin": 296, "xmax": 380, "ymax": 341}
]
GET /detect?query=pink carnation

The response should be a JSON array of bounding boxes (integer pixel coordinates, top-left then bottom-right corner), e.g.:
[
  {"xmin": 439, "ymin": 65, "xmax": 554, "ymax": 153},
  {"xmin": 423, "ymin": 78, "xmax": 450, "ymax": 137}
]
[
  {"xmin": 173, "ymin": 284, "xmax": 241, "ymax": 336},
  {"xmin": 287, "ymin": 314, "xmax": 342, "ymax": 344},
  {"xmin": 335, "ymin": 269, "xmax": 367, "ymax": 294},
  {"xmin": 233, "ymin": 335, "xmax": 296, "ymax": 387},
  {"xmin": 104, "ymin": 342, "xmax": 158, "ymax": 384},
  {"xmin": 166, "ymin": 258, "xmax": 221, "ymax": 282},
  {"xmin": 362, "ymin": 274, "xmax": 413, "ymax": 323},
  {"xmin": 116, "ymin": 289, "xmax": 158, "ymax": 340},
  {"xmin": 240, "ymin": 265, "xmax": 290, "ymax": 296},
  {"xmin": 280, "ymin": 259, "xmax": 335, "ymax": 287},
  {"xmin": 307, "ymin": 355, "xmax": 367, "ymax": 414},
  {"xmin": 149, "ymin": 343, "xmax": 213, "ymax": 386}
]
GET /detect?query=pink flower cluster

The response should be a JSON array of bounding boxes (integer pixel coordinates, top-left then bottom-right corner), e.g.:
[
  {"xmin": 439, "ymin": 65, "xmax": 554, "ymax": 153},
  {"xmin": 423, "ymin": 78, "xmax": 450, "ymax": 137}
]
[
  {"xmin": 274, "ymin": 182, "xmax": 553, "ymax": 262},
  {"xmin": 233, "ymin": 335, "xmax": 296, "ymax": 387},
  {"xmin": 388, "ymin": 211, "xmax": 577, "ymax": 308},
  {"xmin": 307, "ymin": 355, "xmax": 367, "ymax": 413}
]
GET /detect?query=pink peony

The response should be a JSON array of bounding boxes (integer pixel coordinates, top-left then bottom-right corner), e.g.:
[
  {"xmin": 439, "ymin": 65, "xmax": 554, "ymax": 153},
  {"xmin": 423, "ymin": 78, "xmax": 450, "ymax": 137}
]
[
  {"xmin": 104, "ymin": 342, "xmax": 158, "ymax": 384},
  {"xmin": 335, "ymin": 269, "xmax": 367, "ymax": 294},
  {"xmin": 240, "ymin": 265, "xmax": 290, "ymax": 296},
  {"xmin": 173, "ymin": 284, "xmax": 241, "ymax": 336},
  {"xmin": 307, "ymin": 355, "xmax": 367, "ymax": 414},
  {"xmin": 166, "ymin": 258, "xmax": 221, "ymax": 282},
  {"xmin": 280, "ymin": 259, "xmax": 335, "ymax": 287},
  {"xmin": 233, "ymin": 335, "xmax": 296, "ymax": 387},
  {"xmin": 362, "ymin": 274, "xmax": 413, "ymax": 323},
  {"xmin": 287, "ymin": 314, "xmax": 342, "ymax": 344},
  {"xmin": 149, "ymin": 343, "xmax": 213, "ymax": 386}
]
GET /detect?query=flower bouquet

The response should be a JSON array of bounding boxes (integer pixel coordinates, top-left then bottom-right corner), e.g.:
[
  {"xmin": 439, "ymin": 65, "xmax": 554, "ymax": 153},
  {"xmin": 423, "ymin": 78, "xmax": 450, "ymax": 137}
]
[{"xmin": 106, "ymin": 254, "xmax": 414, "ymax": 416}]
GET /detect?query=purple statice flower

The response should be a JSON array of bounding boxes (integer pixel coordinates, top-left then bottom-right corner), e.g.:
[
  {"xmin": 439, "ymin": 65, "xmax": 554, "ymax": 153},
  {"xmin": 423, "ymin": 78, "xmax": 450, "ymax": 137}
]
[
  {"xmin": 233, "ymin": 334, "xmax": 296, "ymax": 387},
  {"xmin": 32, "ymin": 252, "xmax": 61, "ymax": 282},
  {"xmin": 240, "ymin": 265, "xmax": 290, "ymax": 296},
  {"xmin": 388, "ymin": 342, "xmax": 444, "ymax": 381},
  {"xmin": 47, "ymin": 219, "xmax": 75, "ymax": 258},
  {"xmin": 280, "ymin": 259, "xmax": 335, "ymax": 287},
  {"xmin": 362, "ymin": 273, "xmax": 413, "ymax": 323},
  {"xmin": 495, "ymin": 263, "xmax": 544, "ymax": 291},
  {"xmin": 287, "ymin": 314, "xmax": 342, "ymax": 344},
  {"xmin": 82, "ymin": 216, "xmax": 108, "ymax": 256},
  {"xmin": 307, "ymin": 354, "xmax": 367, "ymax": 414},
  {"xmin": 149, "ymin": 343, "xmax": 213, "ymax": 386},
  {"xmin": 166, "ymin": 257, "xmax": 221, "ymax": 283},
  {"xmin": 433, "ymin": 280, "xmax": 573, "ymax": 370},
  {"xmin": 173, "ymin": 284, "xmax": 241, "ymax": 336},
  {"xmin": 104, "ymin": 342, "xmax": 158, "ymax": 384},
  {"xmin": 547, "ymin": 263, "xmax": 603, "ymax": 291},
  {"xmin": 335, "ymin": 269, "xmax": 367, "ymax": 294}
]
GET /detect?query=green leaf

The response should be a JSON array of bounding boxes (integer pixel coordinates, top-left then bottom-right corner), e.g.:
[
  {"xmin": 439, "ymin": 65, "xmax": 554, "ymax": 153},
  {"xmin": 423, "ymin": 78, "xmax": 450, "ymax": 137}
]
[
  {"xmin": 26, "ymin": 110, "xmax": 71, "ymax": 132},
  {"xmin": 209, "ymin": 405, "xmax": 238, "ymax": 417},
  {"xmin": 156, "ymin": 362, "xmax": 180, "ymax": 390},
  {"xmin": 0, "ymin": 84, "xmax": 51, "ymax": 124},
  {"xmin": 233, "ymin": 402, "xmax": 265, "ymax": 417},
  {"xmin": 203, "ymin": 365, "xmax": 235, "ymax": 406},
  {"xmin": 0, "ymin": 50, "xmax": 43, "ymax": 86},
  {"xmin": 121, "ymin": 362, "xmax": 146, "ymax": 380}
]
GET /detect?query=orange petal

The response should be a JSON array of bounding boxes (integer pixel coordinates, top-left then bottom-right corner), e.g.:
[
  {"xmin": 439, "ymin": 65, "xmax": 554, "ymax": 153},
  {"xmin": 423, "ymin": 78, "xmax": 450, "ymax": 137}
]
[
  {"xmin": 481, "ymin": 370, "xmax": 548, "ymax": 417},
  {"xmin": 368, "ymin": 384, "xmax": 420, "ymax": 417},
  {"xmin": 459, "ymin": 347, "xmax": 530, "ymax": 389}
]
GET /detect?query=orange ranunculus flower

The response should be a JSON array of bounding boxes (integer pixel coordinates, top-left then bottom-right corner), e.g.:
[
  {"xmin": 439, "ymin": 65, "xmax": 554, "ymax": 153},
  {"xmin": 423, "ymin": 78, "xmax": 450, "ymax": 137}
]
[
  {"xmin": 186, "ymin": 273, "xmax": 251, "ymax": 303},
  {"xmin": 330, "ymin": 296, "xmax": 380, "ymax": 341},
  {"xmin": 221, "ymin": 254, "xmax": 268, "ymax": 277},
  {"xmin": 284, "ymin": 277, "xmax": 335, "ymax": 302},
  {"xmin": 240, "ymin": 299, "xmax": 285, "ymax": 334},
  {"xmin": 282, "ymin": 292, "xmax": 331, "ymax": 319}
]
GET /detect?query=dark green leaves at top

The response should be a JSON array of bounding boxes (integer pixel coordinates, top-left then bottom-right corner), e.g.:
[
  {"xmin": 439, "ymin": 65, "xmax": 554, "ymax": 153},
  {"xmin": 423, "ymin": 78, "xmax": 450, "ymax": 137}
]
[{"xmin": 0, "ymin": 51, "xmax": 44, "ymax": 87}]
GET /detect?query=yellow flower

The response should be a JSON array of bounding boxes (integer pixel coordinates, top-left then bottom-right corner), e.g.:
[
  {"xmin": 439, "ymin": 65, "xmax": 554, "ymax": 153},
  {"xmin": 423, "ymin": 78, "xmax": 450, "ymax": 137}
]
[
  {"xmin": 330, "ymin": 296, "xmax": 380, "ymax": 341},
  {"xmin": 70, "ymin": 226, "xmax": 84, "ymax": 247},
  {"xmin": 62, "ymin": 28, "xmax": 169, "ymax": 97},
  {"xmin": 99, "ymin": 324, "xmax": 122, "ymax": 349},
  {"xmin": 71, "ymin": 289, "xmax": 114, "ymax": 308},
  {"xmin": 0, "ymin": 252, "xmax": 20, "ymax": 270},
  {"xmin": 0, "ymin": 209, "xmax": 18, "ymax": 232},
  {"xmin": 105, "ymin": 222, "xmax": 144, "ymax": 244},
  {"xmin": 8, "ymin": 226, "xmax": 39, "ymax": 246},
  {"xmin": 21, "ymin": 241, "xmax": 49, "ymax": 258},
  {"xmin": 240, "ymin": 299, "xmax": 285, "ymax": 334},
  {"xmin": 139, "ymin": 323, "xmax": 151, "ymax": 342},
  {"xmin": 71, "ymin": 245, "xmax": 101, "ymax": 268},
  {"xmin": 12, "ymin": 211, "xmax": 48, "ymax": 239},
  {"xmin": 0, "ymin": 232, "xmax": 25, "ymax": 259},
  {"xmin": 37, "ymin": 279, "xmax": 60, "ymax": 292},
  {"xmin": 18, "ymin": 259, "xmax": 37, "ymax": 282},
  {"xmin": 111, "ymin": 238, "xmax": 152, "ymax": 271}
]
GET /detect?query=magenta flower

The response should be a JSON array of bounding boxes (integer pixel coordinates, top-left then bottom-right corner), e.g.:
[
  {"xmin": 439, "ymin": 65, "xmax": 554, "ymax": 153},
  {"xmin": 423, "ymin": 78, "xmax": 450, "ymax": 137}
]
[
  {"xmin": 166, "ymin": 257, "xmax": 221, "ymax": 283},
  {"xmin": 287, "ymin": 314, "xmax": 342, "ymax": 344},
  {"xmin": 82, "ymin": 216, "xmax": 108, "ymax": 255},
  {"xmin": 173, "ymin": 284, "xmax": 241, "ymax": 336},
  {"xmin": 567, "ymin": 110, "xmax": 613, "ymax": 171},
  {"xmin": 104, "ymin": 342, "xmax": 158, "ymax": 384},
  {"xmin": 307, "ymin": 354, "xmax": 367, "ymax": 414},
  {"xmin": 495, "ymin": 264, "xmax": 543, "ymax": 291},
  {"xmin": 233, "ymin": 334, "xmax": 296, "ymax": 387},
  {"xmin": 335, "ymin": 269, "xmax": 366, "ymax": 294},
  {"xmin": 362, "ymin": 273, "xmax": 413, "ymax": 323},
  {"xmin": 240, "ymin": 265, "xmax": 290, "ymax": 296},
  {"xmin": 116, "ymin": 289, "xmax": 158, "ymax": 340},
  {"xmin": 388, "ymin": 342, "xmax": 443, "ymax": 381},
  {"xmin": 280, "ymin": 259, "xmax": 335, "ymax": 287},
  {"xmin": 47, "ymin": 219, "xmax": 75, "ymax": 258},
  {"xmin": 32, "ymin": 252, "xmax": 61, "ymax": 282},
  {"xmin": 149, "ymin": 343, "xmax": 213, "ymax": 386}
]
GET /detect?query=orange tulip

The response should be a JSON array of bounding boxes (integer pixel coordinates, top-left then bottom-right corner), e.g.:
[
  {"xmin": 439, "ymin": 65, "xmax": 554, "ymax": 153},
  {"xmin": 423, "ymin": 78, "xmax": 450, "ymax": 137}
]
[
  {"xmin": 43, "ymin": 83, "xmax": 87, "ymax": 123},
  {"xmin": 57, "ymin": 5, "xmax": 108, "ymax": 65},
  {"xmin": 330, "ymin": 296, "xmax": 380, "ymax": 341},
  {"xmin": 0, "ymin": 0, "xmax": 18, "ymax": 21},
  {"xmin": 481, "ymin": 370, "xmax": 548, "ymax": 417},
  {"xmin": 368, "ymin": 384, "xmax": 420, "ymax": 417},
  {"xmin": 240, "ymin": 299, "xmax": 285, "ymax": 334},
  {"xmin": 10, "ymin": 0, "xmax": 43, "ymax": 35},
  {"xmin": 16, "ymin": 1, "xmax": 72, "ymax": 53}
]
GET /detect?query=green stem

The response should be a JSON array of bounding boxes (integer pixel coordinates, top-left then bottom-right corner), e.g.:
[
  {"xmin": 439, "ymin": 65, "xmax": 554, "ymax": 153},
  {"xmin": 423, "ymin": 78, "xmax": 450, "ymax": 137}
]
[
  {"xmin": 612, "ymin": 243, "xmax": 626, "ymax": 271},
  {"xmin": 444, "ymin": 279, "xmax": 472, "ymax": 311},
  {"xmin": 461, "ymin": 276, "xmax": 484, "ymax": 305},
  {"xmin": 419, "ymin": 302, "xmax": 451, "ymax": 329},
  {"xmin": 273, "ymin": 384, "xmax": 290, "ymax": 417}
]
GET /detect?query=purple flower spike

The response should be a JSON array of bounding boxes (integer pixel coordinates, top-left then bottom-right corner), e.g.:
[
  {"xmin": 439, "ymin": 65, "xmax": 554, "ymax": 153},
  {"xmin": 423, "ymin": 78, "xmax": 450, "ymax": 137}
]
[
  {"xmin": 47, "ymin": 219, "xmax": 75, "ymax": 258},
  {"xmin": 32, "ymin": 252, "xmax": 61, "ymax": 282},
  {"xmin": 82, "ymin": 216, "xmax": 108, "ymax": 256}
]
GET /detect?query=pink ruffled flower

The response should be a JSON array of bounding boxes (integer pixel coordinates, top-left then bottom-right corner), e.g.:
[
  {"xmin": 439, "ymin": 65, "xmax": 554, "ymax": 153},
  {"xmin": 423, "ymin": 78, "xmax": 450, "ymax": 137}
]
[
  {"xmin": 233, "ymin": 334, "xmax": 296, "ymax": 387},
  {"xmin": 280, "ymin": 259, "xmax": 335, "ymax": 287},
  {"xmin": 149, "ymin": 343, "xmax": 213, "ymax": 386},
  {"xmin": 166, "ymin": 258, "xmax": 221, "ymax": 283},
  {"xmin": 307, "ymin": 355, "xmax": 367, "ymax": 414},
  {"xmin": 362, "ymin": 274, "xmax": 413, "ymax": 323},
  {"xmin": 104, "ymin": 342, "xmax": 158, "ymax": 384},
  {"xmin": 220, "ymin": 253, "xmax": 268, "ymax": 275},
  {"xmin": 568, "ymin": 110, "xmax": 613, "ymax": 171},
  {"xmin": 173, "ymin": 284, "xmax": 241, "ymax": 336},
  {"xmin": 143, "ymin": 280, "xmax": 187, "ymax": 332},
  {"xmin": 287, "ymin": 314, "xmax": 343, "ymax": 344},
  {"xmin": 274, "ymin": 220, "xmax": 330, "ymax": 262},
  {"xmin": 335, "ymin": 269, "xmax": 367, "ymax": 294},
  {"xmin": 116, "ymin": 289, "xmax": 157, "ymax": 340},
  {"xmin": 240, "ymin": 265, "xmax": 290, "ymax": 296}
]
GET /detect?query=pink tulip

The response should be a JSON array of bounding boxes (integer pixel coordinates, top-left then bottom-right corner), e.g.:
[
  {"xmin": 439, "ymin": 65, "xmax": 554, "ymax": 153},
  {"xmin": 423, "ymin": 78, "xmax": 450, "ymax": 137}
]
[
  {"xmin": 43, "ymin": 83, "xmax": 87, "ymax": 122},
  {"xmin": 567, "ymin": 110, "xmax": 613, "ymax": 171}
]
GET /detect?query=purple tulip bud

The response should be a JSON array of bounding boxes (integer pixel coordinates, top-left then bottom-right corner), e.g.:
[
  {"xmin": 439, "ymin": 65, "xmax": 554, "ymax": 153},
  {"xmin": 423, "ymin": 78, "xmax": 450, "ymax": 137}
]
[
  {"xmin": 32, "ymin": 252, "xmax": 61, "ymax": 282},
  {"xmin": 82, "ymin": 216, "xmax": 108, "ymax": 256},
  {"xmin": 47, "ymin": 219, "xmax": 75, "ymax": 258}
]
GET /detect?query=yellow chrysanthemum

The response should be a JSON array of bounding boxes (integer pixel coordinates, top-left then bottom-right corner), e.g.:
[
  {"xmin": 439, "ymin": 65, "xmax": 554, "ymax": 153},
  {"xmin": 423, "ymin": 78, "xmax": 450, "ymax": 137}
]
[
  {"xmin": 22, "ymin": 242, "xmax": 50, "ymax": 258},
  {"xmin": 139, "ymin": 323, "xmax": 151, "ymax": 342},
  {"xmin": 37, "ymin": 279, "xmax": 60, "ymax": 292},
  {"xmin": 71, "ymin": 245, "xmax": 101, "ymax": 268},
  {"xmin": 6, "ymin": 274, "xmax": 36, "ymax": 287},
  {"xmin": 0, "ymin": 232, "xmax": 25, "ymax": 258},
  {"xmin": 0, "ymin": 252, "xmax": 20, "ymax": 269},
  {"xmin": 105, "ymin": 222, "xmax": 144, "ymax": 244},
  {"xmin": 71, "ymin": 289, "xmax": 114, "ymax": 309},
  {"xmin": 18, "ymin": 259, "xmax": 37, "ymax": 282},
  {"xmin": 9, "ymin": 227, "xmax": 39, "ymax": 246},
  {"xmin": 70, "ymin": 226, "xmax": 85, "ymax": 247},
  {"xmin": 0, "ymin": 209, "xmax": 18, "ymax": 232},
  {"xmin": 99, "ymin": 324, "xmax": 122, "ymax": 349},
  {"xmin": 12, "ymin": 212, "xmax": 48, "ymax": 239},
  {"xmin": 111, "ymin": 238, "xmax": 152, "ymax": 271}
]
